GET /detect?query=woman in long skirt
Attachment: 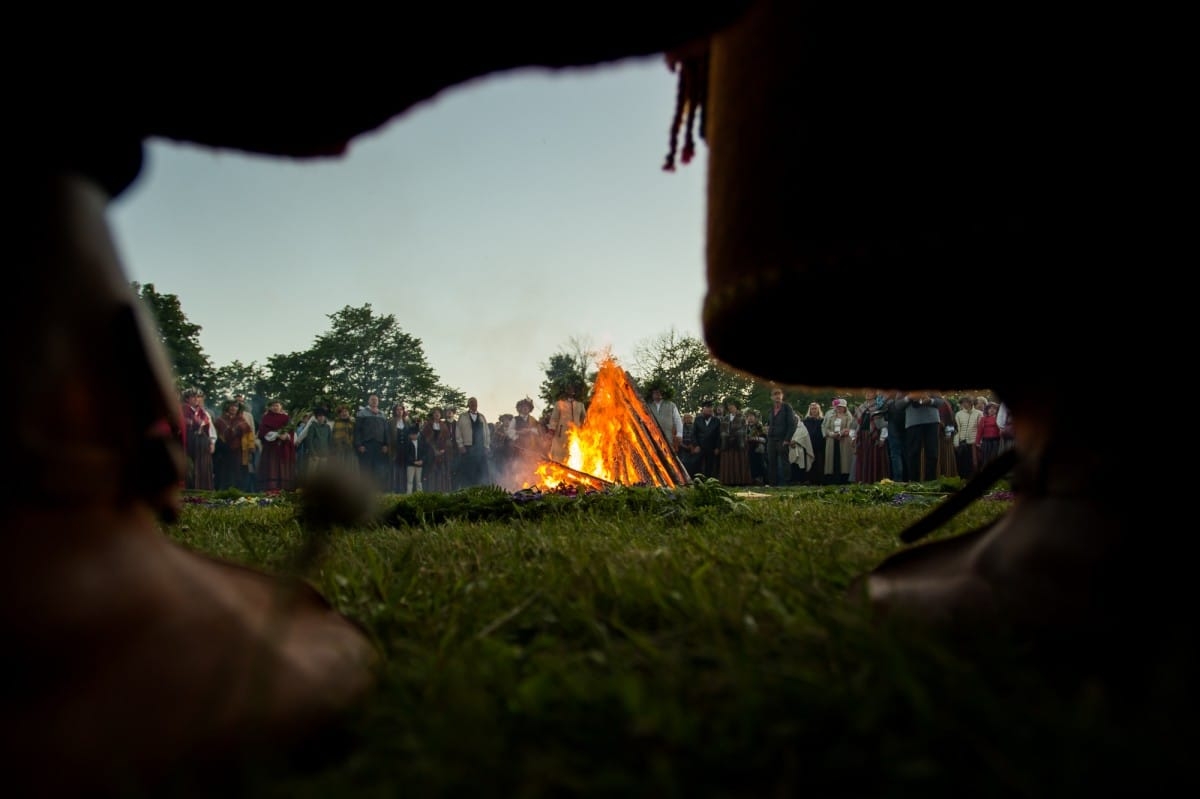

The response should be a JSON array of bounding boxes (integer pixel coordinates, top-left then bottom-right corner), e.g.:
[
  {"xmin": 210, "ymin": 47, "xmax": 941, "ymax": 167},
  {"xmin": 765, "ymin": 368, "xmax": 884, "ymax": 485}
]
[
  {"xmin": 822, "ymin": 399, "xmax": 854, "ymax": 484},
  {"xmin": 422, "ymin": 408, "xmax": 455, "ymax": 493},
  {"xmin": 718, "ymin": 401, "xmax": 754, "ymax": 486},
  {"xmin": 853, "ymin": 394, "xmax": 891, "ymax": 484}
]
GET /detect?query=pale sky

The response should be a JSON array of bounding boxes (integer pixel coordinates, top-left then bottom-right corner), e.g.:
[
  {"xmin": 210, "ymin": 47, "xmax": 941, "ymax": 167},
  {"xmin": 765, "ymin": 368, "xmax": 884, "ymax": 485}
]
[{"xmin": 108, "ymin": 57, "xmax": 710, "ymax": 420}]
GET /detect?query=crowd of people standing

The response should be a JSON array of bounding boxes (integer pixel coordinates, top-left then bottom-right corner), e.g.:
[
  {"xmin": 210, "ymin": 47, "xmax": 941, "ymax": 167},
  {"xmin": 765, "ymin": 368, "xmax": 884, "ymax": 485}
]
[
  {"xmin": 181, "ymin": 390, "xmax": 521, "ymax": 496},
  {"xmin": 179, "ymin": 385, "xmax": 1014, "ymax": 496},
  {"xmin": 670, "ymin": 389, "xmax": 1014, "ymax": 488}
]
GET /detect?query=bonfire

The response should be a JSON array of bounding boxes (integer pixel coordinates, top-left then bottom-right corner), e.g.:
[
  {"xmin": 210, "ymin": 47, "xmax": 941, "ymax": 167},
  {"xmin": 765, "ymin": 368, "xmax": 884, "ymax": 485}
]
[{"xmin": 530, "ymin": 358, "xmax": 690, "ymax": 491}]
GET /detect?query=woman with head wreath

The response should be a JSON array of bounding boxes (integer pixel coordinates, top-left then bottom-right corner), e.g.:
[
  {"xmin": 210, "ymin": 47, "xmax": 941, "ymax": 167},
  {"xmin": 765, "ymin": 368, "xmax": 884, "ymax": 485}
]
[
  {"xmin": 181, "ymin": 388, "xmax": 215, "ymax": 490},
  {"xmin": 508, "ymin": 397, "xmax": 543, "ymax": 450},
  {"xmin": 420, "ymin": 408, "xmax": 454, "ymax": 493},
  {"xmin": 508, "ymin": 397, "xmax": 545, "ymax": 458}
]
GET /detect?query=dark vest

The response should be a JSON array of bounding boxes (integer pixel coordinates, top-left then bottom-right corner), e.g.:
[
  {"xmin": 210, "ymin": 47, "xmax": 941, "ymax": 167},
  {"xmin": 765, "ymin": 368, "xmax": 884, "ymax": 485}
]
[{"xmin": 469, "ymin": 414, "xmax": 486, "ymax": 457}]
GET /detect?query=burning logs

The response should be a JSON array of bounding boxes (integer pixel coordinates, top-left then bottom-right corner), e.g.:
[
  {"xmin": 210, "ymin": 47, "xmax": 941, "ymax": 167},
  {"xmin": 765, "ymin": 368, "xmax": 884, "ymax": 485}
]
[
  {"xmin": 540, "ymin": 358, "xmax": 690, "ymax": 489},
  {"xmin": 514, "ymin": 358, "xmax": 692, "ymax": 491},
  {"xmin": 607, "ymin": 371, "xmax": 690, "ymax": 487},
  {"xmin": 533, "ymin": 458, "xmax": 614, "ymax": 492}
]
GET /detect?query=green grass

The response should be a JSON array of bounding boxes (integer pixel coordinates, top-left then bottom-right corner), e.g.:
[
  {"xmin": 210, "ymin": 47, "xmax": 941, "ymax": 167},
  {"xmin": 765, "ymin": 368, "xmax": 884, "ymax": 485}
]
[{"xmin": 158, "ymin": 481, "xmax": 1191, "ymax": 798}]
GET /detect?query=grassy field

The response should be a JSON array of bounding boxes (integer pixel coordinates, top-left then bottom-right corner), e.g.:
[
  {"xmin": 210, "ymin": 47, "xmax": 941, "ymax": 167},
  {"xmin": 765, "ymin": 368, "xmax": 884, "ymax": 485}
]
[{"xmin": 154, "ymin": 480, "xmax": 1191, "ymax": 798}]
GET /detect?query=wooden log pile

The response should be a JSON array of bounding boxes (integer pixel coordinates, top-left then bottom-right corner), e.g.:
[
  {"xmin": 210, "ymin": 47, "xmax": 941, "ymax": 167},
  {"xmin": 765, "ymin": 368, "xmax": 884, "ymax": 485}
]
[
  {"xmin": 600, "ymin": 364, "xmax": 690, "ymax": 487},
  {"xmin": 512, "ymin": 359, "xmax": 691, "ymax": 490},
  {"xmin": 532, "ymin": 458, "xmax": 614, "ymax": 492},
  {"xmin": 529, "ymin": 358, "xmax": 690, "ymax": 489}
]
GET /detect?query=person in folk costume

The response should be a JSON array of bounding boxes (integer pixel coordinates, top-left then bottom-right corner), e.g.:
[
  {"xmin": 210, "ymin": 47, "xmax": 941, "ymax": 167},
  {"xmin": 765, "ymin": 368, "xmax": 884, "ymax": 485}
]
[
  {"xmin": 801, "ymin": 402, "xmax": 826, "ymax": 485},
  {"xmin": 354, "ymin": 394, "xmax": 390, "ymax": 491},
  {"xmin": 718, "ymin": 399, "xmax": 753, "ymax": 486},
  {"xmin": 896, "ymin": 392, "xmax": 947, "ymax": 483},
  {"xmin": 295, "ymin": 406, "xmax": 334, "ymax": 475},
  {"xmin": 644, "ymin": 379, "xmax": 684, "ymax": 457},
  {"xmin": 691, "ymin": 398, "xmax": 722, "ymax": 479},
  {"xmin": 996, "ymin": 401, "xmax": 1016, "ymax": 455},
  {"xmin": 386, "ymin": 403, "xmax": 411, "ymax": 492},
  {"xmin": 489, "ymin": 414, "xmax": 514, "ymax": 479},
  {"xmin": 213, "ymin": 398, "xmax": 252, "ymax": 491},
  {"xmin": 234, "ymin": 393, "xmax": 260, "ymax": 490},
  {"xmin": 506, "ymin": 397, "xmax": 545, "ymax": 485},
  {"xmin": 853, "ymin": 392, "xmax": 891, "ymax": 484},
  {"xmin": 975, "ymin": 401, "xmax": 1004, "ymax": 470},
  {"xmin": 445, "ymin": 406, "xmax": 467, "ymax": 490},
  {"xmin": 679, "ymin": 412, "xmax": 699, "ymax": 475},
  {"xmin": 744, "ymin": 408, "xmax": 769, "ymax": 485},
  {"xmin": 822, "ymin": 398, "xmax": 855, "ymax": 485},
  {"xmin": 256, "ymin": 400, "xmax": 296, "ymax": 492},
  {"xmin": 881, "ymin": 391, "xmax": 908, "ymax": 483},
  {"xmin": 788, "ymin": 411, "xmax": 817, "ymax": 476},
  {"xmin": 952, "ymin": 396, "xmax": 983, "ymax": 479},
  {"xmin": 765, "ymin": 388, "xmax": 799, "ymax": 487},
  {"xmin": 548, "ymin": 377, "xmax": 587, "ymax": 465},
  {"xmin": 291, "ymin": 410, "xmax": 313, "ymax": 476},
  {"xmin": 331, "ymin": 404, "xmax": 357, "ymax": 470},
  {"xmin": 454, "ymin": 397, "xmax": 491, "ymax": 487},
  {"xmin": 508, "ymin": 397, "xmax": 545, "ymax": 455},
  {"xmin": 181, "ymin": 388, "xmax": 215, "ymax": 490},
  {"xmin": 421, "ymin": 407, "xmax": 454, "ymax": 493},
  {"xmin": 399, "ymin": 423, "xmax": 432, "ymax": 494}
]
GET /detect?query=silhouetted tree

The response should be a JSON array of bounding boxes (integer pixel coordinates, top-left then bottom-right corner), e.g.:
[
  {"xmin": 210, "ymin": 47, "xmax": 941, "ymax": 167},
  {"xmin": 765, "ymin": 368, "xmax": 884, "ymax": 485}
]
[
  {"xmin": 539, "ymin": 351, "xmax": 591, "ymax": 409},
  {"xmin": 209, "ymin": 360, "xmax": 268, "ymax": 413},
  {"xmin": 132, "ymin": 282, "xmax": 213, "ymax": 395},
  {"xmin": 631, "ymin": 328, "xmax": 760, "ymax": 414},
  {"xmin": 260, "ymin": 304, "xmax": 455, "ymax": 416}
]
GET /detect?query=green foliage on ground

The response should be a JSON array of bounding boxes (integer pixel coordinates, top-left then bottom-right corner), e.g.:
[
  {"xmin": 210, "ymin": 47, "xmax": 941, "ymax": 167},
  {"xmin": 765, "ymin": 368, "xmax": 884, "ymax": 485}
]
[{"xmin": 158, "ymin": 483, "xmax": 1187, "ymax": 798}]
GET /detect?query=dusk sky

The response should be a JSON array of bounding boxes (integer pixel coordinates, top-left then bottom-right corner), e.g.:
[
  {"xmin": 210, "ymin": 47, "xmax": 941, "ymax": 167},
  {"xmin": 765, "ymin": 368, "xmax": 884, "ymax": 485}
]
[{"xmin": 108, "ymin": 57, "xmax": 711, "ymax": 420}]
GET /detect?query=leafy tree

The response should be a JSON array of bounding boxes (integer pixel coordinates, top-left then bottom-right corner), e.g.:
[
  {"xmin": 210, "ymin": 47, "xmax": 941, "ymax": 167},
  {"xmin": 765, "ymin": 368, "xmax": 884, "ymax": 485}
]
[
  {"xmin": 630, "ymin": 328, "xmax": 761, "ymax": 414},
  {"xmin": 261, "ymin": 304, "xmax": 453, "ymax": 416},
  {"xmin": 209, "ymin": 360, "xmax": 268, "ymax": 414},
  {"xmin": 562, "ymin": 335, "xmax": 602, "ymax": 385},
  {"xmin": 538, "ymin": 350, "xmax": 592, "ymax": 409},
  {"xmin": 260, "ymin": 350, "xmax": 328, "ymax": 417},
  {"xmin": 132, "ymin": 282, "xmax": 213, "ymax": 395},
  {"xmin": 628, "ymin": 328, "xmax": 896, "ymax": 417},
  {"xmin": 427, "ymin": 383, "xmax": 468, "ymax": 418}
]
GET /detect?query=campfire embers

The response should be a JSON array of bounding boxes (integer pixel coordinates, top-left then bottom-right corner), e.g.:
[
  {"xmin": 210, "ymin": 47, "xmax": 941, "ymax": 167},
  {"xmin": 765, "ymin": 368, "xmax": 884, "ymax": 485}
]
[{"xmin": 533, "ymin": 358, "xmax": 690, "ymax": 490}]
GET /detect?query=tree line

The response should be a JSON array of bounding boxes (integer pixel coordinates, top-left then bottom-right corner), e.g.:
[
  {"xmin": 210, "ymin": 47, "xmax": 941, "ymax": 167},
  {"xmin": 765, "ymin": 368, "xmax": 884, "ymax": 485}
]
[{"xmin": 134, "ymin": 282, "xmax": 947, "ymax": 422}]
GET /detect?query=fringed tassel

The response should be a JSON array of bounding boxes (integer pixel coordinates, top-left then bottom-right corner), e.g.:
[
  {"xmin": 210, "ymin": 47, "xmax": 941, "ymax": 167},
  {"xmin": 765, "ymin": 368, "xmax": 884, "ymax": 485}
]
[{"xmin": 663, "ymin": 45, "xmax": 711, "ymax": 172}]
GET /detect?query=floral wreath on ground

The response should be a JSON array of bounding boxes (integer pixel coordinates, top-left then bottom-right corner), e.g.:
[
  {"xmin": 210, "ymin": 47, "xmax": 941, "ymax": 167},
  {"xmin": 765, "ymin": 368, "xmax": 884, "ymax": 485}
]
[{"xmin": 183, "ymin": 493, "xmax": 283, "ymax": 507}]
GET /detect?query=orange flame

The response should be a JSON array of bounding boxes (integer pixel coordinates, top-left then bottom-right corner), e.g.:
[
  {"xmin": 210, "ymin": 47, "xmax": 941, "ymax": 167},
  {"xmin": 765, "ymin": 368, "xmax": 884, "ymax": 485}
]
[{"xmin": 532, "ymin": 357, "xmax": 689, "ymax": 490}]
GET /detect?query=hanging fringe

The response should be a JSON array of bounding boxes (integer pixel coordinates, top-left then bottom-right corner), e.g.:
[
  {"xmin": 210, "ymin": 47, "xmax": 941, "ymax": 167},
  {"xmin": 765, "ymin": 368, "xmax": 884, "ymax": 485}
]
[{"xmin": 663, "ymin": 45, "xmax": 711, "ymax": 172}]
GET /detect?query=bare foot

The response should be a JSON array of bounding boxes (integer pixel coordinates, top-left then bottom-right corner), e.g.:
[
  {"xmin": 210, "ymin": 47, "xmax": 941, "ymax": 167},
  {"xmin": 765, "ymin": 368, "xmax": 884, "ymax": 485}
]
[{"xmin": 1, "ymin": 504, "xmax": 377, "ymax": 795}]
